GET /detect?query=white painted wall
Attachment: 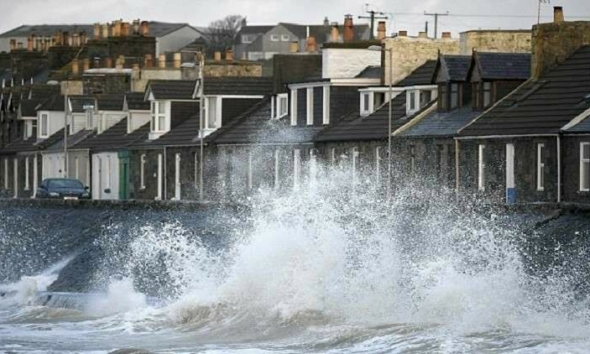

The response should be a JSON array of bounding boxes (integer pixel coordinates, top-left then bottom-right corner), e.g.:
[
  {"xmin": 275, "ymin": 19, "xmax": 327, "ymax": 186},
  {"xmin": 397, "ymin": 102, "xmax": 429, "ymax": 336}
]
[
  {"xmin": 70, "ymin": 113, "xmax": 87, "ymax": 133},
  {"xmin": 128, "ymin": 111, "xmax": 150, "ymax": 133},
  {"xmin": 156, "ymin": 26, "xmax": 201, "ymax": 56},
  {"xmin": 42, "ymin": 153, "xmax": 65, "ymax": 180},
  {"xmin": 98, "ymin": 111, "xmax": 126, "ymax": 133},
  {"xmin": 41, "ymin": 150, "xmax": 90, "ymax": 186},
  {"xmin": 38, "ymin": 111, "xmax": 66, "ymax": 140},
  {"xmin": 92, "ymin": 152, "xmax": 119, "ymax": 200},
  {"xmin": 322, "ymin": 48, "xmax": 381, "ymax": 79}
]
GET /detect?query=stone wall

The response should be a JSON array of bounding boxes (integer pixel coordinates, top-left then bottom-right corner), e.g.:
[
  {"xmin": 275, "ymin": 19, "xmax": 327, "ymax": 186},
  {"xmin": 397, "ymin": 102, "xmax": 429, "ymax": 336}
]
[
  {"xmin": 531, "ymin": 21, "xmax": 590, "ymax": 79},
  {"xmin": 460, "ymin": 30, "xmax": 531, "ymax": 54},
  {"xmin": 322, "ymin": 47, "xmax": 381, "ymax": 79}
]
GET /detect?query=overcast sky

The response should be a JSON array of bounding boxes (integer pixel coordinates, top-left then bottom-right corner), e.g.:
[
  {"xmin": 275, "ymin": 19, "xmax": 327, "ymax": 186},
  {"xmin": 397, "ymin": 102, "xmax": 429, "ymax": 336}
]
[{"xmin": 0, "ymin": 0, "xmax": 588, "ymax": 37}]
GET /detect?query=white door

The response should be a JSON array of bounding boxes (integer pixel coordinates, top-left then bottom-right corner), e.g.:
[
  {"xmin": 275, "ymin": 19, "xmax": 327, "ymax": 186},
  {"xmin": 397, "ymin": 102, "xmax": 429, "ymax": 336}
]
[{"xmin": 506, "ymin": 143, "xmax": 515, "ymax": 204}]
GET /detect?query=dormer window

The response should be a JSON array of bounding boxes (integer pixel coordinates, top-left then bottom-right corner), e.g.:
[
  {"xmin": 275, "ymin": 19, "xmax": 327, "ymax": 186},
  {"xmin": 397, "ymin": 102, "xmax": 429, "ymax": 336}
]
[
  {"xmin": 271, "ymin": 94, "xmax": 289, "ymax": 119},
  {"xmin": 39, "ymin": 113, "xmax": 48, "ymax": 138},
  {"xmin": 360, "ymin": 92, "xmax": 372, "ymax": 117},
  {"xmin": 204, "ymin": 97, "xmax": 222, "ymax": 130},
  {"xmin": 483, "ymin": 82, "xmax": 492, "ymax": 108},
  {"xmin": 149, "ymin": 101, "xmax": 170, "ymax": 139},
  {"xmin": 450, "ymin": 83, "xmax": 459, "ymax": 109}
]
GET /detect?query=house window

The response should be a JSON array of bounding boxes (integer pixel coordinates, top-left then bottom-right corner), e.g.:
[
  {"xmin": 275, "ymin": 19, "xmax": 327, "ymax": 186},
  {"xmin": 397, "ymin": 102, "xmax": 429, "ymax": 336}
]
[
  {"xmin": 281, "ymin": 34, "xmax": 290, "ymax": 41},
  {"xmin": 151, "ymin": 101, "xmax": 167, "ymax": 132},
  {"xmin": 105, "ymin": 156, "xmax": 111, "ymax": 190},
  {"xmin": 156, "ymin": 153, "xmax": 163, "ymax": 200},
  {"xmin": 537, "ymin": 143, "xmax": 545, "ymax": 192},
  {"xmin": 450, "ymin": 83, "xmax": 459, "ymax": 109},
  {"xmin": 86, "ymin": 109, "xmax": 93, "ymax": 129},
  {"xmin": 323, "ymin": 86, "xmax": 330, "ymax": 125},
  {"xmin": 40, "ymin": 113, "xmax": 48, "ymax": 137},
  {"xmin": 439, "ymin": 85, "xmax": 448, "ymax": 111},
  {"xmin": 290, "ymin": 88, "xmax": 298, "ymax": 126},
  {"xmin": 205, "ymin": 97, "xmax": 220, "ymax": 129},
  {"xmin": 483, "ymin": 82, "xmax": 492, "ymax": 108},
  {"xmin": 175, "ymin": 153, "xmax": 181, "ymax": 200},
  {"xmin": 420, "ymin": 90, "xmax": 433, "ymax": 107},
  {"xmin": 478, "ymin": 144, "xmax": 486, "ymax": 191},
  {"xmin": 24, "ymin": 157, "xmax": 29, "ymax": 191},
  {"xmin": 275, "ymin": 94, "xmax": 288, "ymax": 119},
  {"xmin": 409, "ymin": 91, "xmax": 416, "ymax": 111},
  {"xmin": 140, "ymin": 154, "xmax": 146, "ymax": 190},
  {"xmin": 306, "ymin": 88, "xmax": 314, "ymax": 125},
  {"xmin": 360, "ymin": 92, "xmax": 371, "ymax": 116},
  {"xmin": 580, "ymin": 142, "xmax": 590, "ymax": 192},
  {"xmin": 242, "ymin": 34, "xmax": 255, "ymax": 43},
  {"xmin": 270, "ymin": 34, "xmax": 280, "ymax": 42}
]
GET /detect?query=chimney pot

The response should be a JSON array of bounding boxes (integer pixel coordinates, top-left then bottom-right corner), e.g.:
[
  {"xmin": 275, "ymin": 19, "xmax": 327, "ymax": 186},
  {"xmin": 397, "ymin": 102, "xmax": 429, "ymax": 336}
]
[
  {"xmin": 398, "ymin": 30, "xmax": 408, "ymax": 37},
  {"xmin": 441, "ymin": 31, "xmax": 452, "ymax": 39},
  {"xmin": 306, "ymin": 36, "xmax": 317, "ymax": 53},
  {"xmin": 343, "ymin": 14, "xmax": 354, "ymax": 42},
  {"xmin": 377, "ymin": 21, "xmax": 387, "ymax": 40},
  {"xmin": 145, "ymin": 54, "xmax": 153, "ymax": 68},
  {"xmin": 93, "ymin": 23, "xmax": 101, "ymax": 39},
  {"xmin": 331, "ymin": 23, "xmax": 340, "ymax": 42},
  {"xmin": 158, "ymin": 54, "xmax": 166, "ymax": 68},
  {"xmin": 71, "ymin": 58, "xmax": 79, "ymax": 75},
  {"xmin": 27, "ymin": 36, "xmax": 34, "ymax": 51},
  {"xmin": 121, "ymin": 22, "xmax": 130, "ymax": 37},
  {"xmin": 173, "ymin": 52, "xmax": 182, "ymax": 68},
  {"xmin": 105, "ymin": 57, "xmax": 113, "ymax": 68},
  {"xmin": 56, "ymin": 30, "xmax": 63, "ymax": 46},
  {"xmin": 102, "ymin": 24, "xmax": 110, "ymax": 39},
  {"xmin": 225, "ymin": 49, "xmax": 234, "ymax": 61},
  {"xmin": 141, "ymin": 21, "xmax": 150, "ymax": 36},
  {"xmin": 133, "ymin": 19, "xmax": 141, "ymax": 35},
  {"xmin": 289, "ymin": 41, "xmax": 299, "ymax": 53},
  {"xmin": 214, "ymin": 51, "xmax": 222, "ymax": 61},
  {"xmin": 418, "ymin": 31, "xmax": 428, "ymax": 39},
  {"xmin": 554, "ymin": 6, "xmax": 564, "ymax": 23},
  {"xmin": 80, "ymin": 31, "xmax": 87, "ymax": 45}
]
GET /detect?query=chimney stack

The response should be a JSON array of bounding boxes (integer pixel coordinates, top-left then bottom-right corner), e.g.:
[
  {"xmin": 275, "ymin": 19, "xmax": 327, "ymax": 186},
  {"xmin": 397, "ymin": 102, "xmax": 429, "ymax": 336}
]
[
  {"xmin": 289, "ymin": 41, "xmax": 299, "ymax": 53},
  {"xmin": 132, "ymin": 20, "xmax": 140, "ymax": 35},
  {"xmin": 72, "ymin": 32, "xmax": 79, "ymax": 47},
  {"xmin": 105, "ymin": 57, "xmax": 113, "ymax": 68},
  {"xmin": 377, "ymin": 21, "xmax": 386, "ymax": 40},
  {"xmin": 418, "ymin": 31, "xmax": 428, "ymax": 39},
  {"xmin": 343, "ymin": 14, "xmax": 354, "ymax": 42},
  {"xmin": 114, "ymin": 19, "xmax": 122, "ymax": 37},
  {"xmin": 80, "ymin": 32, "xmax": 87, "ymax": 45},
  {"xmin": 31, "ymin": 35, "xmax": 37, "ymax": 50},
  {"xmin": 225, "ymin": 49, "xmax": 234, "ymax": 61},
  {"xmin": 27, "ymin": 36, "xmax": 33, "ymax": 51},
  {"xmin": 102, "ymin": 24, "xmax": 110, "ymax": 39},
  {"xmin": 158, "ymin": 54, "xmax": 166, "ymax": 68},
  {"xmin": 121, "ymin": 22, "xmax": 130, "ymax": 37},
  {"xmin": 141, "ymin": 21, "xmax": 150, "ymax": 36},
  {"xmin": 214, "ymin": 51, "xmax": 222, "ymax": 61},
  {"xmin": 306, "ymin": 36, "xmax": 317, "ymax": 52},
  {"xmin": 94, "ymin": 23, "xmax": 101, "ymax": 39},
  {"xmin": 116, "ymin": 55, "xmax": 124, "ymax": 70},
  {"xmin": 72, "ymin": 58, "xmax": 79, "ymax": 75},
  {"xmin": 331, "ymin": 22, "xmax": 340, "ymax": 42},
  {"xmin": 145, "ymin": 54, "xmax": 154, "ymax": 68},
  {"xmin": 441, "ymin": 31, "xmax": 452, "ymax": 39},
  {"xmin": 173, "ymin": 52, "xmax": 182, "ymax": 68},
  {"xmin": 398, "ymin": 30, "xmax": 407, "ymax": 37},
  {"xmin": 56, "ymin": 30, "xmax": 63, "ymax": 46},
  {"xmin": 64, "ymin": 31, "xmax": 71, "ymax": 46},
  {"xmin": 554, "ymin": 6, "xmax": 564, "ymax": 23},
  {"xmin": 82, "ymin": 58, "xmax": 90, "ymax": 72}
]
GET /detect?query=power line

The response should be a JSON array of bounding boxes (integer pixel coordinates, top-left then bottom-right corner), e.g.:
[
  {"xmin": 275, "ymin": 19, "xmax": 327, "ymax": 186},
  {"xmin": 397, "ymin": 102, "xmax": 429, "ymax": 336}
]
[
  {"xmin": 424, "ymin": 11, "xmax": 449, "ymax": 39},
  {"xmin": 395, "ymin": 12, "xmax": 590, "ymax": 19}
]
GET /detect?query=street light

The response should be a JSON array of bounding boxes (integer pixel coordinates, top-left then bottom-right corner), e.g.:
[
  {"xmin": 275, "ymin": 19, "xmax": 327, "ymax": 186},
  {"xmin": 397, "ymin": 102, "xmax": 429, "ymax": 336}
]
[{"xmin": 368, "ymin": 44, "xmax": 393, "ymax": 200}]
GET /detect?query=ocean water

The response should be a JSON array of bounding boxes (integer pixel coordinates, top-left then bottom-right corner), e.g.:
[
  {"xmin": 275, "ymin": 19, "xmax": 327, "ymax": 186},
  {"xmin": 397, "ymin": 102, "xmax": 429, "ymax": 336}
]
[{"xmin": 2, "ymin": 168, "xmax": 590, "ymax": 353}]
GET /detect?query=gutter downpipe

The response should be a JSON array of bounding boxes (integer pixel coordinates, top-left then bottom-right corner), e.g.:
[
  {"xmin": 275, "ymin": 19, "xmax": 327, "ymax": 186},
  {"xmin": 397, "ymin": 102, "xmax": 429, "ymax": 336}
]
[
  {"xmin": 557, "ymin": 134, "xmax": 561, "ymax": 204},
  {"xmin": 164, "ymin": 146, "xmax": 167, "ymax": 200}
]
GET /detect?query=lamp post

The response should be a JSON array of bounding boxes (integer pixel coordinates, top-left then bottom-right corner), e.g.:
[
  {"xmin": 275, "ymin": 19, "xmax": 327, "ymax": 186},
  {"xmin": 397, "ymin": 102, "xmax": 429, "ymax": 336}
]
[
  {"xmin": 368, "ymin": 44, "xmax": 393, "ymax": 200},
  {"xmin": 198, "ymin": 52, "xmax": 205, "ymax": 202}
]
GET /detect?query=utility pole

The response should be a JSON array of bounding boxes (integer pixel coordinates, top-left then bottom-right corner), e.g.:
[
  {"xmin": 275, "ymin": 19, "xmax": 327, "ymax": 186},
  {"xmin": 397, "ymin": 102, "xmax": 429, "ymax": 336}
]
[
  {"xmin": 424, "ymin": 11, "xmax": 449, "ymax": 39},
  {"xmin": 358, "ymin": 6, "xmax": 388, "ymax": 40},
  {"xmin": 425, "ymin": 21, "xmax": 429, "ymax": 37}
]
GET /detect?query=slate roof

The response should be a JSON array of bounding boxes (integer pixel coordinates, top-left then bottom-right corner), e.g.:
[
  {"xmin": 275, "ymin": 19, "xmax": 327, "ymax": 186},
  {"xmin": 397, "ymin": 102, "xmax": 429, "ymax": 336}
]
[
  {"xmin": 30, "ymin": 84, "xmax": 61, "ymax": 101},
  {"xmin": 280, "ymin": 23, "xmax": 370, "ymax": 42},
  {"xmin": 565, "ymin": 112, "xmax": 590, "ymax": 133},
  {"xmin": 204, "ymin": 77, "xmax": 274, "ymax": 96},
  {"xmin": 149, "ymin": 22, "xmax": 195, "ymax": 38},
  {"xmin": 1, "ymin": 127, "xmax": 67, "ymax": 154},
  {"xmin": 148, "ymin": 115, "xmax": 200, "ymax": 147},
  {"xmin": 96, "ymin": 94, "xmax": 124, "ymax": 111},
  {"xmin": 125, "ymin": 92, "xmax": 150, "ymax": 111},
  {"xmin": 73, "ymin": 119, "xmax": 149, "ymax": 151},
  {"xmin": 356, "ymin": 66, "xmax": 382, "ymax": 79},
  {"xmin": 395, "ymin": 60, "xmax": 436, "ymax": 87},
  {"xmin": 0, "ymin": 24, "xmax": 94, "ymax": 38},
  {"xmin": 147, "ymin": 80, "xmax": 196, "ymax": 100},
  {"xmin": 473, "ymin": 52, "xmax": 531, "ymax": 81},
  {"xmin": 69, "ymin": 96, "xmax": 96, "ymax": 113},
  {"xmin": 459, "ymin": 46, "xmax": 590, "ymax": 137},
  {"xmin": 212, "ymin": 99, "xmax": 324, "ymax": 145},
  {"xmin": 397, "ymin": 106, "xmax": 481, "ymax": 138},
  {"xmin": 45, "ymin": 129, "xmax": 95, "ymax": 152},
  {"xmin": 20, "ymin": 99, "xmax": 42, "ymax": 117},
  {"xmin": 438, "ymin": 55, "xmax": 471, "ymax": 82},
  {"xmin": 38, "ymin": 94, "xmax": 65, "ymax": 111},
  {"xmin": 314, "ymin": 94, "xmax": 408, "ymax": 142}
]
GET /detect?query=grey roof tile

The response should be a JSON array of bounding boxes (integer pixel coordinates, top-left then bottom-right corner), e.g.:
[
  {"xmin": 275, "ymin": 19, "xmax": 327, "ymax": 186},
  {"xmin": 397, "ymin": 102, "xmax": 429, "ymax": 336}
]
[{"xmin": 399, "ymin": 106, "xmax": 481, "ymax": 138}]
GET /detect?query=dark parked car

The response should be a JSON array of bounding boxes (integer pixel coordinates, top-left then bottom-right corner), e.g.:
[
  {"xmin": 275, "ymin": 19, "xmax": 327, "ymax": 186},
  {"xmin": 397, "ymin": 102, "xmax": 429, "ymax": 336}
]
[{"xmin": 36, "ymin": 178, "xmax": 91, "ymax": 200}]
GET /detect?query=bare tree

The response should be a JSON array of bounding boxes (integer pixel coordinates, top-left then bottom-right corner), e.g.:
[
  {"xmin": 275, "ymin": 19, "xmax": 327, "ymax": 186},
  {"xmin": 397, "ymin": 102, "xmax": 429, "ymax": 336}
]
[{"xmin": 206, "ymin": 15, "xmax": 244, "ymax": 53}]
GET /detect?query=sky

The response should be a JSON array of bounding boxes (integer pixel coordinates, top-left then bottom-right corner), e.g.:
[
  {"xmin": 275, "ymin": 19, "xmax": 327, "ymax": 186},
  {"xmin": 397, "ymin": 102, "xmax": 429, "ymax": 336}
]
[{"xmin": 0, "ymin": 0, "xmax": 589, "ymax": 37}]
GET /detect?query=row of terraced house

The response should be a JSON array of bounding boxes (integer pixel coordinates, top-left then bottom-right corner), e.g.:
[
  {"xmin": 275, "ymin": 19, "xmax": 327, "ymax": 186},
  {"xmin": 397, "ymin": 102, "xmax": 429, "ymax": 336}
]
[{"xmin": 1, "ymin": 7, "xmax": 590, "ymax": 205}]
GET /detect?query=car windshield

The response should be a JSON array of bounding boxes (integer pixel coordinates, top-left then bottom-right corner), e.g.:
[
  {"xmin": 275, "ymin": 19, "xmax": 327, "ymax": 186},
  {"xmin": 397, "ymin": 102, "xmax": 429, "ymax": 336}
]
[{"xmin": 48, "ymin": 179, "xmax": 84, "ymax": 189}]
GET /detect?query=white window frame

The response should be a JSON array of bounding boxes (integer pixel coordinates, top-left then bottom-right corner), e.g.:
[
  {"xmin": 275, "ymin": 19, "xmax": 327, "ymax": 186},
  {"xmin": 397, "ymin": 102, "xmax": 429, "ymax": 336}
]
[
  {"xmin": 39, "ymin": 113, "xmax": 49, "ymax": 138},
  {"xmin": 175, "ymin": 153, "xmax": 181, "ymax": 200},
  {"xmin": 204, "ymin": 96, "xmax": 222, "ymax": 129},
  {"xmin": 24, "ymin": 157, "xmax": 30, "ymax": 191},
  {"xmin": 156, "ymin": 153, "xmax": 163, "ymax": 200},
  {"xmin": 270, "ymin": 34, "xmax": 280, "ymax": 42},
  {"xmin": 140, "ymin": 154, "xmax": 146, "ymax": 190},
  {"xmin": 360, "ymin": 92, "xmax": 372, "ymax": 117},
  {"xmin": 537, "ymin": 143, "xmax": 545, "ymax": 192},
  {"xmin": 276, "ymin": 93, "xmax": 288, "ymax": 119},
  {"xmin": 105, "ymin": 156, "xmax": 111, "ymax": 190},
  {"xmin": 242, "ymin": 34, "xmax": 254, "ymax": 44},
  {"xmin": 281, "ymin": 34, "xmax": 290, "ymax": 42},
  {"xmin": 580, "ymin": 142, "xmax": 590, "ymax": 192},
  {"xmin": 86, "ymin": 109, "xmax": 94, "ymax": 130},
  {"xmin": 151, "ymin": 101, "xmax": 168, "ymax": 133},
  {"xmin": 306, "ymin": 88, "xmax": 314, "ymax": 126},
  {"xmin": 478, "ymin": 144, "xmax": 486, "ymax": 192},
  {"xmin": 323, "ymin": 86, "xmax": 330, "ymax": 125},
  {"xmin": 483, "ymin": 81, "xmax": 492, "ymax": 108},
  {"xmin": 290, "ymin": 88, "xmax": 298, "ymax": 126}
]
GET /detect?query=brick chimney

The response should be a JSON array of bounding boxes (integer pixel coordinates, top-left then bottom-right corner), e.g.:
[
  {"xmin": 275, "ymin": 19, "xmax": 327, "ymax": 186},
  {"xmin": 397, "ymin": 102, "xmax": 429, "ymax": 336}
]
[
  {"xmin": 554, "ymin": 6, "xmax": 564, "ymax": 23},
  {"xmin": 27, "ymin": 36, "xmax": 33, "ymax": 51},
  {"xmin": 105, "ymin": 57, "xmax": 113, "ymax": 68},
  {"xmin": 141, "ymin": 21, "xmax": 150, "ymax": 36},
  {"xmin": 56, "ymin": 30, "xmax": 63, "ymax": 46},
  {"xmin": 398, "ymin": 30, "xmax": 407, "ymax": 37},
  {"xmin": 418, "ymin": 31, "xmax": 428, "ymax": 39},
  {"xmin": 72, "ymin": 33, "xmax": 79, "ymax": 47},
  {"xmin": 289, "ymin": 41, "xmax": 299, "ymax": 53},
  {"xmin": 306, "ymin": 36, "xmax": 317, "ymax": 52},
  {"xmin": 80, "ymin": 32, "xmax": 87, "ymax": 45},
  {"xmin": 225, "ymin": 49, "xmax": 234, "ymax": 61},
  {"xmin": 532, "ymin": 6, "xmax": 590, "ymax": 79},
  {"xmin": 72, "ymin": 58, "xmax": 79, "ymax": 75},
  {"xmin": 214, "ymin": 51, "xmax": 222, "ymax": 61},
  {"xmin": 377, "ymin": 21, "xmax": 386, "ymax": 40},
  {"xmin": 145, "ymin": 54, "xmax": 153, "ymax": 68},
  {"xmin": 121, "ymin": 22, "xmax": 129, "ymax": 37},
  {"xmin": 31, "ymin": 35, "xmax": 37, "ymax": 50},
  {"xmin": 343, "ymin": 15, "xmax": 354, "ymax": 42},
  {"xmin": 133, "ymin": 20, "xmax": 140, "ymax": 35},
  {"xmin": 102, "ymin": 24, "xmax": 110, "ymax": 39},
  {"xmin": 82, "ymin": 58, "xmax": 90, "ymax": 72},
  {"xmin": 441, "ymin": 32, "xmax": 452, "ymax": 39}
]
